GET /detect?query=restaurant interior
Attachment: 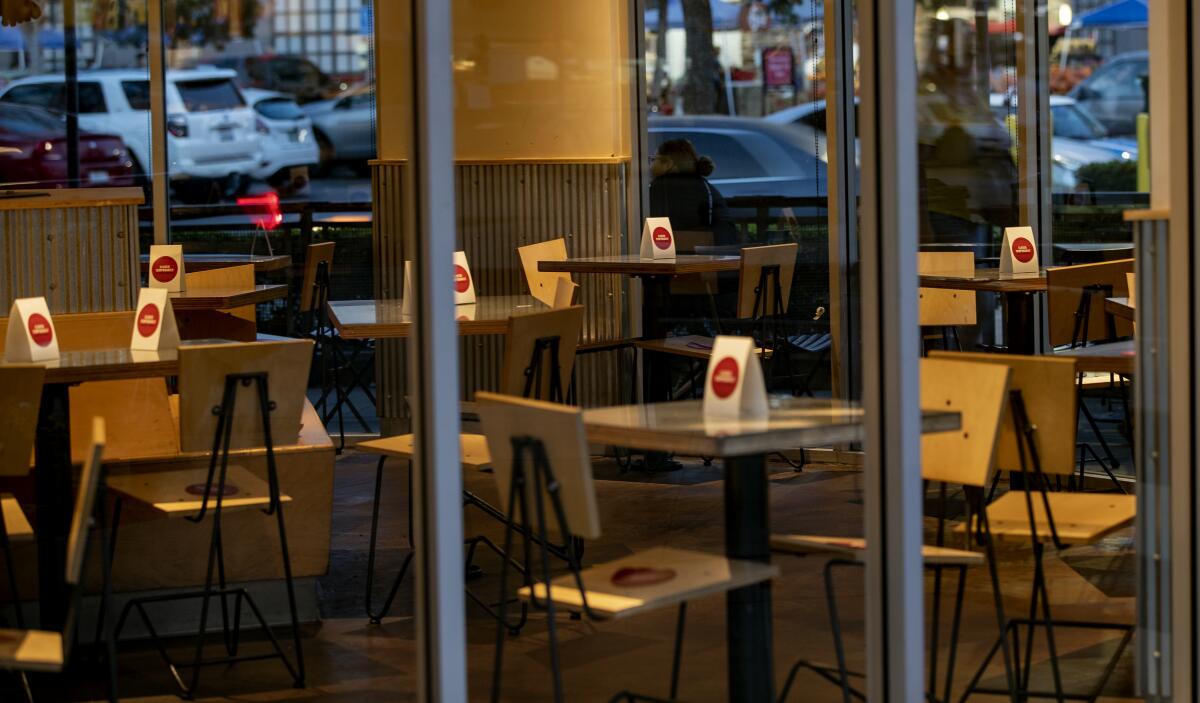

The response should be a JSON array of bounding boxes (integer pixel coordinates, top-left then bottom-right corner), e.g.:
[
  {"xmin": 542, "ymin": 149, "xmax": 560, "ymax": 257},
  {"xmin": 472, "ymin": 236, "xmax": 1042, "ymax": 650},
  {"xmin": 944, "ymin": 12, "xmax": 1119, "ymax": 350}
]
[{"xmin": 0, "ymin": 0, "xmax": 1191, "ymax": 701}]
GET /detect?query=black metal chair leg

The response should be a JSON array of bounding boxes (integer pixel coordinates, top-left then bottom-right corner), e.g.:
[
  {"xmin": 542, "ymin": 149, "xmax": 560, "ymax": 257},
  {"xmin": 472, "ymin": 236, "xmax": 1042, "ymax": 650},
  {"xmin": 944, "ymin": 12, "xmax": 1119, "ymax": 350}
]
[
  {"xmin": 668, "ymin": 602, "xmax": 686, "ymax": 700},
  {"xmin": 1033, "ymin": 544, "xmax": 1066, "ymax": 702}
]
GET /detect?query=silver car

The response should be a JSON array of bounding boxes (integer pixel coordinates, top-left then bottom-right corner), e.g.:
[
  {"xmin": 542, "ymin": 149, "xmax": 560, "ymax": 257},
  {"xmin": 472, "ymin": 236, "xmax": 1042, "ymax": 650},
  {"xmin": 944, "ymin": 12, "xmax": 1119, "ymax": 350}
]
[{"xmin": 302, "ymin": 85, "xmax": 376, "ymax": 168}]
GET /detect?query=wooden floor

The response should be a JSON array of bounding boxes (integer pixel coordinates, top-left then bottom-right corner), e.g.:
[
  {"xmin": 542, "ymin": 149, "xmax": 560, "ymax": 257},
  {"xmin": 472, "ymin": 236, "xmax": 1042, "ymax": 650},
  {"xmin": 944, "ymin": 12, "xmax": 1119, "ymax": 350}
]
[{"xmin": 32, "ymin": 449, "xmax": 1136, "ymax": 702}]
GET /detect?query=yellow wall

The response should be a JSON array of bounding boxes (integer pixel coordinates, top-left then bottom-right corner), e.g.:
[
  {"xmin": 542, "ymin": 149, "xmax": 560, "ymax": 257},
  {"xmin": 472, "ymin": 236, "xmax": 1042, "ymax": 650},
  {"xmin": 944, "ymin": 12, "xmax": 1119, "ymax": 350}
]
[{"xmin": 374, "ymin": 0, "xmax": 631, "ymax": 162}]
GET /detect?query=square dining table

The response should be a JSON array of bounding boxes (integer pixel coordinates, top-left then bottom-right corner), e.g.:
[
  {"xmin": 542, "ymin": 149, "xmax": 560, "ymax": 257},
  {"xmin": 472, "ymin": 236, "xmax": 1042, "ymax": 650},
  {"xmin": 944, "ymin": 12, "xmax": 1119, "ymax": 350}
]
[
  {"xmin": 325, "ymin": 295, "xmax": 548, "ymax": 340},
  {"xmin": 582, "ymin": 396, "xmax": 961, "ymax": 701},
  {"xmin": 918, "ymin": 268, "xmax": 1048, "ymax": 354},
  {"xmin": 1105, "ymin": 296, "xmax": 1135, "ymax": 322}
]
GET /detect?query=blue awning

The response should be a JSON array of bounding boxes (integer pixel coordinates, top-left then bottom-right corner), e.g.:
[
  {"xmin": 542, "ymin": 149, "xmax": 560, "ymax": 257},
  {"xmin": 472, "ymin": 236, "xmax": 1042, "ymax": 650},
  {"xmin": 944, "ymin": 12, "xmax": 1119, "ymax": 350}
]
[
  {"xmin": 0, "ymin": 26, "xmax": 23, "ymax": 51},
  {"xmin": 1071, "ymin": 0, "xmax": 1147, "ymax": 29}
]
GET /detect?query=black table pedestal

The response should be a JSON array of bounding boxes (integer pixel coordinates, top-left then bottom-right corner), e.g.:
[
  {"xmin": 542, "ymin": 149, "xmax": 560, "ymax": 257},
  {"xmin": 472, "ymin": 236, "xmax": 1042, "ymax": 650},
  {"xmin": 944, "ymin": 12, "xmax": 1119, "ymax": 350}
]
[
  {"xmin": 34, "ymin": 383, "xmax": 73, "ymax": 630},
  {"xmin": 724, "ymin": 453, "xmax": 775, "ymax": 702},
  {"xmin": 1003, "ymin": 292, "xmax": 1037, "ymax": 355}
]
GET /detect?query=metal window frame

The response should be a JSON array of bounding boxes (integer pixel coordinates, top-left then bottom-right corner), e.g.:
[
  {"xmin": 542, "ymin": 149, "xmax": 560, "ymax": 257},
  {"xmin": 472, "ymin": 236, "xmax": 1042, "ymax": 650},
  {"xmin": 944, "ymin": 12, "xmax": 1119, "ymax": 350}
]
[
  {"xmin": 1016, "ymin": 0, "xmax": 1051, "ymax": 351},
  {"xmin": 858, "ymin": 0, "xmax": 925, "ymax": 699},
  {"xmin": 408, "ymin": 0, "xmax": 469, "ymax": 700},
  {"xmin": 148, "ymin": 0, "xmax": 170, "ymax": 244}
]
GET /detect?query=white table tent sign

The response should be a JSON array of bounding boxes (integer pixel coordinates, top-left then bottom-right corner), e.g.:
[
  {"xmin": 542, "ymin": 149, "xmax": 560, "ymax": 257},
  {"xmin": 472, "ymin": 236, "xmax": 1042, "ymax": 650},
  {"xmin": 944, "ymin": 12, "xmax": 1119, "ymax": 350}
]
[
  {"xmin": 1000, "ymin": 226, "xmax": 1039, "ymax": 275},
  {"xmin": 702, "ymin": 335, "xmax": 768, "ymax": 419},
  {"xmin": 130, "ymin": 288, "xmax": 180, "ymax": 351},
  {"xmin": 453, "ymin": 250, "xmax": 477, "ymax": 306},
  {"xmin": 5, "ymin": 297, "xmax": 59, "ymax": 363},
  {"xmin": 148, "ymin": 244, "xmax": 187, "ymax": 292},
  {"xmin": 640, "ymin": 217, "xmax": 676, "ymax": 260}
]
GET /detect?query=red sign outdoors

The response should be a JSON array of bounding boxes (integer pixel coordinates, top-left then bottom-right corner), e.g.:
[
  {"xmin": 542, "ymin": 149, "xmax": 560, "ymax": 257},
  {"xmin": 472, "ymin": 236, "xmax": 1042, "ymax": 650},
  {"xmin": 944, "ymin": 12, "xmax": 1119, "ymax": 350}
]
[
  {"xmin": 151, "ymin": 256, "xmax": 178, "ymax": 283},
  {"xmin": 653, "ymin": 226, "xmax": 673, "ymax": 250},
  {"xmin": 711, "ymin": 356, "xmax": 740, "ymax": 399},
  {"xmin": 137, "ymin": 303, "xmax": 161, "ymax": 337},
  {"xmin": 762, "ymin": 47, "xmax": 794, "ymax": 88},
  {"xmin": 1012, "ymin": 237, "xmax": 1035, "ymax": 263},
  {"xmin": 27, "ymin": 313, "xmax": 53, "ymax": 347},
  {"xmin": 454, "ymin": 265, "xmax": 471, "ymax": 293}
]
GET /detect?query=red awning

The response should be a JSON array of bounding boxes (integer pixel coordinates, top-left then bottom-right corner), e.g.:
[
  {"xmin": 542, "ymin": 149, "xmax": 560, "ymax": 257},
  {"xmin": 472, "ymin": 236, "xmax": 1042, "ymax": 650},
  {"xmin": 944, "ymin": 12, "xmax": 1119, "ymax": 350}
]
[{"xmin": 988, "ymin": 19, "xmax": 1017, "ymax": 34}]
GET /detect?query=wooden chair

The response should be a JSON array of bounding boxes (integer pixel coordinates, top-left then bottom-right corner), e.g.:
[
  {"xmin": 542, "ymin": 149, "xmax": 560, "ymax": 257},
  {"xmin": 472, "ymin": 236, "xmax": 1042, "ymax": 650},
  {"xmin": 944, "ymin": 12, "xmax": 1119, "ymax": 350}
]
[
  {"xmin": 933, "ymin": 351, "xmax": 1136, "ymax": 702},
  {"xmin": 772, "ymin": 357, "xmax": 1006, "ymax": 703},
  {"xmin": 636, "ymin": 243, "xmax": 799, "ymax": 397},
  {"xmin": 1046, "ymin": 260, "xmax": 1134, "ymax": 488},
  {"xmin": 299, "ymin": 242, "xmax": 376, "ymax": 450},
  {"xmin": 918, "ymin": 251, "xmax": 976, "ymax": 352},
  {"xmin": 104, "ymin": 340, "xmax": 311, "ymax": 698},
  {"xmin": 0, "ymin": 365, "xmax": 43, "ymax": 628},
  {"xmin": 355, "ymin": 306, "xmax": 585, "ymax": 624},
  {"xmin": 518, "ymin": 238, "xmax": 572, "ymax": 308},
  {"xmin": 0, "ymin": 417, "xmax": 108, "ymax": 701},
  {"xmin": 179, "ymin": 264, "xmax": 258, "ymax": 341},
  {"xmin": 476, "ymin": 392, "xmax": 777, "ymax": 703}
]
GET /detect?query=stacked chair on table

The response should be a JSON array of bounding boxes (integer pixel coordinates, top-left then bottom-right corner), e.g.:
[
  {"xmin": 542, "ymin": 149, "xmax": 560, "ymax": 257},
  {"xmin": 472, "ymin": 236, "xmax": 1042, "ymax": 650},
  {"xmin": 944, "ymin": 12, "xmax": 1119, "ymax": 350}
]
[
  {"xmin": 476, "ymin": 392, "xmax": 777, "ymax": 703},
  {"xmin": 355, "ymin": 306, "xmax": 584, "ymax": 625},
  {"xmin": 0, "ymin": 418, "xmax": 109, "ymax": 702},
  {"xmin": 1045, "ymin": 259, "xmax": 1134, "ymax": 491},
  {"xmin": 99, "ymin": 341, "xmax": 312, "ymax": 698}
]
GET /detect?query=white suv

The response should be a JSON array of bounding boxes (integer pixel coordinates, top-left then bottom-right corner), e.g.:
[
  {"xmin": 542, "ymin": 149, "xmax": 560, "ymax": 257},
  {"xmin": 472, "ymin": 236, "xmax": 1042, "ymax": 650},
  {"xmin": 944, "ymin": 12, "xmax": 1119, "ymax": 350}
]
[{"xmin": 0, "ymin": 68, "xmax": 262, "ymax": 198}]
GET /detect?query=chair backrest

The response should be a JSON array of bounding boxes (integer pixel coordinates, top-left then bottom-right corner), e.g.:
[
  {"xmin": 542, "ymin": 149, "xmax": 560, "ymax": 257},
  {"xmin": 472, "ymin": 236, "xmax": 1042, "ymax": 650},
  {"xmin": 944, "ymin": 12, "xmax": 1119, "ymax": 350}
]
[
  {"xmin": 517, "ymin": 238, "xmax": 572, "ymax": 308},
  {"xmin": 185, "ymin": 264, "xmax": 257, "ymax": 323},
  {"xmin": 930, "ymin": 351, "xmax": 1078, "ymax": 476},
  {"xmin": 1046, "ymin": 259, "xmax": 1134, "ymax": 347},
  {"xmin": 500, "ymin": 306, "xmax": 584, "ymax": 401},
  {"xmin": 1126, "ymin": 271, "xmax": 1135, "ymax": 308},
  {"xmin": 552, "ymin": 278, "xmax": 579, "ymax": 308},
  {"xmin": 737, "ymin": 243, "xmax": 798, "ymax": 319},
  {"xmin": 178, "ymin": 340, "xmax": 314, "ymax": 452},
  {"xmin": 477, "ymin": 392, "xmax": 601, "ymax": 540},
  {"xmin": 300, "ymin": 241, "xmax": 336, "ymax": 313},
  {"xmin": 918, "ymin": 252, "xmax": 977, "ymax": 327},
  {"xmin": 0, "ymin": 365, "xmax": 43, "ymax": 476},
  {"xmin": 0, "ymin": 311, "xmax": 134, "ymax": 353},
  {"xmin": 66, "ymin": 417, "xmax": 105, "ymax": 585},
  {"xmin": 920, "ymin": 357, "xmax": 1009, "ymax": 488}
]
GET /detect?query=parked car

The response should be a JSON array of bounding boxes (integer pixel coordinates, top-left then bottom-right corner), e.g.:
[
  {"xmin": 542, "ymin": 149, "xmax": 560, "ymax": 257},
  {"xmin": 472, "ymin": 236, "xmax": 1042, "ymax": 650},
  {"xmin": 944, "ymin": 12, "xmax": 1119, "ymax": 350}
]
[
  {"xmin": 243, "ymin": 88, "xmax": 319, "ymax": 195},
  {"xmin": 0, "ymin": 68, "xmax": 261, "ymax": 200},
  {"xmin": 0, "ymin": 102, "xmax": 134, "ymax": 188},
  {"xmin": 203, "ymin": 55, "xmax": 346, "ymax": 104},
  {"xmin": 1068, "ymin": 50, "xmax": 1148, "ymax": 136},
  {"xmin": 647, "ymin": 115, "xmax": 827, "ymax": 199},
  {"xmin": 302, "ymin": 85, "xmax": 376, "ymax": 168},
  {"xmin": 990, "ymin": 93, "xmax": 1137, "ymax": 190}
]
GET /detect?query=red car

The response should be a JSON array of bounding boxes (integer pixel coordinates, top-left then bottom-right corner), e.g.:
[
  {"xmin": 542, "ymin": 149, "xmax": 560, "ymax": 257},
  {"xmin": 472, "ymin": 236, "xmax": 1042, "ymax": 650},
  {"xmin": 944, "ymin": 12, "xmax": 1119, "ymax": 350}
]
[{"xmin": 0, "ymin": 102, "xmax": 134, "ymax": 189}]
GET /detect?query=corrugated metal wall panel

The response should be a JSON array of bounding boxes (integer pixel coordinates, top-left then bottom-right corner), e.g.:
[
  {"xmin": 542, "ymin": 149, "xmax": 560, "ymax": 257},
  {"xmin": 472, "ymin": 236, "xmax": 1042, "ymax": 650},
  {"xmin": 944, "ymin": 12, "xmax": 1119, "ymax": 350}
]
[
  {"xmin": 0, "ymin": 204, "xmax": 138, "ymax": 313},
  {"xmin": 371, "ymin": 159, "xmax": 632, "ymax": 432}
]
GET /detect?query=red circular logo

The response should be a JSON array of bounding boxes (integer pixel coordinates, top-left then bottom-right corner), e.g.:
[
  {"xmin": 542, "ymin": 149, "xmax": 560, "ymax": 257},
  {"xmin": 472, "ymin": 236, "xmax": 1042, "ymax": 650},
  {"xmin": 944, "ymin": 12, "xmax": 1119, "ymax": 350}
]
[
  {"xmin": 1012, "ymin": 237, "xmax": 1035, "ymax": 264},
  {"xmin": 151, "ymin": 256, "xmax": 179, "ymax": 283},
  {"xmin": 652, "ymin": 226, "xmax": 673, "ymax": 251},
  {"xmin": 454, "ymin": 264, "xmax": 471, "ymax": 294},
  {"xmin": 137, "ymin": 303, "xmax": 160, "ymax": 337},
  {"xmin": 710, "ymin": 356, "xmax": 740, "ymax": 399},
  {"xmin": 27, "ymin": 313, "xmax": 53, "ymax": 347}
]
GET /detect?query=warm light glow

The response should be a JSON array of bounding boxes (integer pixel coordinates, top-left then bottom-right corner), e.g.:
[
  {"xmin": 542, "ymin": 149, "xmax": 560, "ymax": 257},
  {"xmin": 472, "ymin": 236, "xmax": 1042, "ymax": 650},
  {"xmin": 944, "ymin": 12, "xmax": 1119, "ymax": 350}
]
[
  {"xmin": 237, "ymin": 192, "xmax": 283, "ymax": 231},
  {"xmin": 1058, "ymin": 3, "xmax": 1073, "ymax": 27},
  {"xmin": 935, "ymin": 8, "xmax": 950, "ymax": 20}
]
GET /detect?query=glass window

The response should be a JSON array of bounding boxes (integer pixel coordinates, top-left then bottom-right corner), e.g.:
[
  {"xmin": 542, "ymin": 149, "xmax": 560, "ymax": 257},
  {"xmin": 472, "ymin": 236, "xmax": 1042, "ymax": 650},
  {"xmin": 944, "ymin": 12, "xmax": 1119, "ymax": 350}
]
[
  {"xmin": 1, "ymin": 83, "xmax": 63, "ymax": 112},
  {"xmin": 0, "ymin": 102, "xmax": 66, "ymax": 134},
  {"xmin": 121, "ymin": 81, "xmax": 151, "ymax": 111},
  {"xmin": 174, "ymin": 78, "xmax": 246, "ymax": 112},
  {"xmin": 253, "ymin": 97, "xmax": 305, "ymax": 121}
]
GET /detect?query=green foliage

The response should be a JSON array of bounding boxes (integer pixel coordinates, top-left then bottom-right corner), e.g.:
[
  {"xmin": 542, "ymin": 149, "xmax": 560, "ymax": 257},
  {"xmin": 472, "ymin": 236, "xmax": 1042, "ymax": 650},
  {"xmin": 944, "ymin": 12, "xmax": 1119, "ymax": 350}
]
[{"xmin": 1075, "ymin": 159, "xmax": 1139, "ymax": 193}]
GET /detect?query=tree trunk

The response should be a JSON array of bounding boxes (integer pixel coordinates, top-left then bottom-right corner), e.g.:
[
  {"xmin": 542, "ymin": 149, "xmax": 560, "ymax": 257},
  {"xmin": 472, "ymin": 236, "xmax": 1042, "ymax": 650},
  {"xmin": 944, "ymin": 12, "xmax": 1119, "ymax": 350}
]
[{"xmin": 680, "ymin": 0, "xmax": 717, "ymax": 114}]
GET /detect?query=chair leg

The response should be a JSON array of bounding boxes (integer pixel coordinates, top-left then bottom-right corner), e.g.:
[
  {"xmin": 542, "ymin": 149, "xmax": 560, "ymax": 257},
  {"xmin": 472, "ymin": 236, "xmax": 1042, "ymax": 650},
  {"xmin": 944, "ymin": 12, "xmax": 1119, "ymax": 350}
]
[
  {"xmin": 957, "ymin": 511, "xmax": 1018, "ymax": 703},
  {"xmin": 271, "ymin": 479, "xmax": 307, "ymax": 688},
  {"xmin": 668, "ymin": 602, "xmax": 686, "ymax": 700},
  {"xmin": 366, "ymin": 456, "xmax": 414, "ymax": 624}
]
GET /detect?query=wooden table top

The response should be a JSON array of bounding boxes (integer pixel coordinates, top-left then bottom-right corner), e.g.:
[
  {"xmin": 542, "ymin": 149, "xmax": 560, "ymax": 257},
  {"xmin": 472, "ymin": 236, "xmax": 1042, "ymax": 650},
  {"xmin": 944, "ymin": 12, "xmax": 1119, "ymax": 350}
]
[
  {"xmin": 169, "ymin": 285, "xmax": 288, "ymax": 310},
  {"xmin": 327, "ymin": 295, "xmax": 547, "ymax": 339},
  {"xmin": 1052, "ymin": 242, "xmax": 1134, "ymax": 253},
  {"xmin": 0, "ymin": 186, "xmax": 143, "ymax": 211},
  {"xmin": 539, "ymin": 255, "xmax": 740, "ymax": 276},
  {"xmin": 582, "ymin": 397, "xmax": 960, "ymax": 458},
  {"xmin": 1, "ymin": 348, "xmax": 179, "ymax": 385},
  {"xmin": 141, "ymin": 253, "xmax": 292, "ymax": 273},
  {"xmin": 1057, "ymin": 339, "xmax": 1135, "ymax": 375},
  {"xmin": 1105, "ymin": 297, "xmax": 1135, "ymax": 321},
  {"xmin": 918, "ymin": 268, "xmax": 1048, "ymax": 293}
]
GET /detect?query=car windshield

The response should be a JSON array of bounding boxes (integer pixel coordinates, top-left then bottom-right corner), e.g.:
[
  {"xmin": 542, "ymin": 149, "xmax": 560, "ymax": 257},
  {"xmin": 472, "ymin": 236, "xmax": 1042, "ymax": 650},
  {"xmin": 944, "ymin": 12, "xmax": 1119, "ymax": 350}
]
[
  {"xmin": 175, "ymin": 78, "xmax": 246, "ymax": 112},
  {"xmin": 0, "ymin": 104, "xmax": 63, "ymax": 135},
  {"xmin": 1052, "ymin": 104, "xmax": 1107, "ymax": 139},
  {"xmin": 255, "ymin": 97, "xmax": 305, "ymax": 120}
]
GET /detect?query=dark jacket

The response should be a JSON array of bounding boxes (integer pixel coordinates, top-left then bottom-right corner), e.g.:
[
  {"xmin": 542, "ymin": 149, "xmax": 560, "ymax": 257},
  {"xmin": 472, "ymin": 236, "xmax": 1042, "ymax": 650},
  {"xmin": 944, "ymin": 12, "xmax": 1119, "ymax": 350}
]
[{"xmin": 648, "ymin": 173, "xmax": 738, "ymax": 246}]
